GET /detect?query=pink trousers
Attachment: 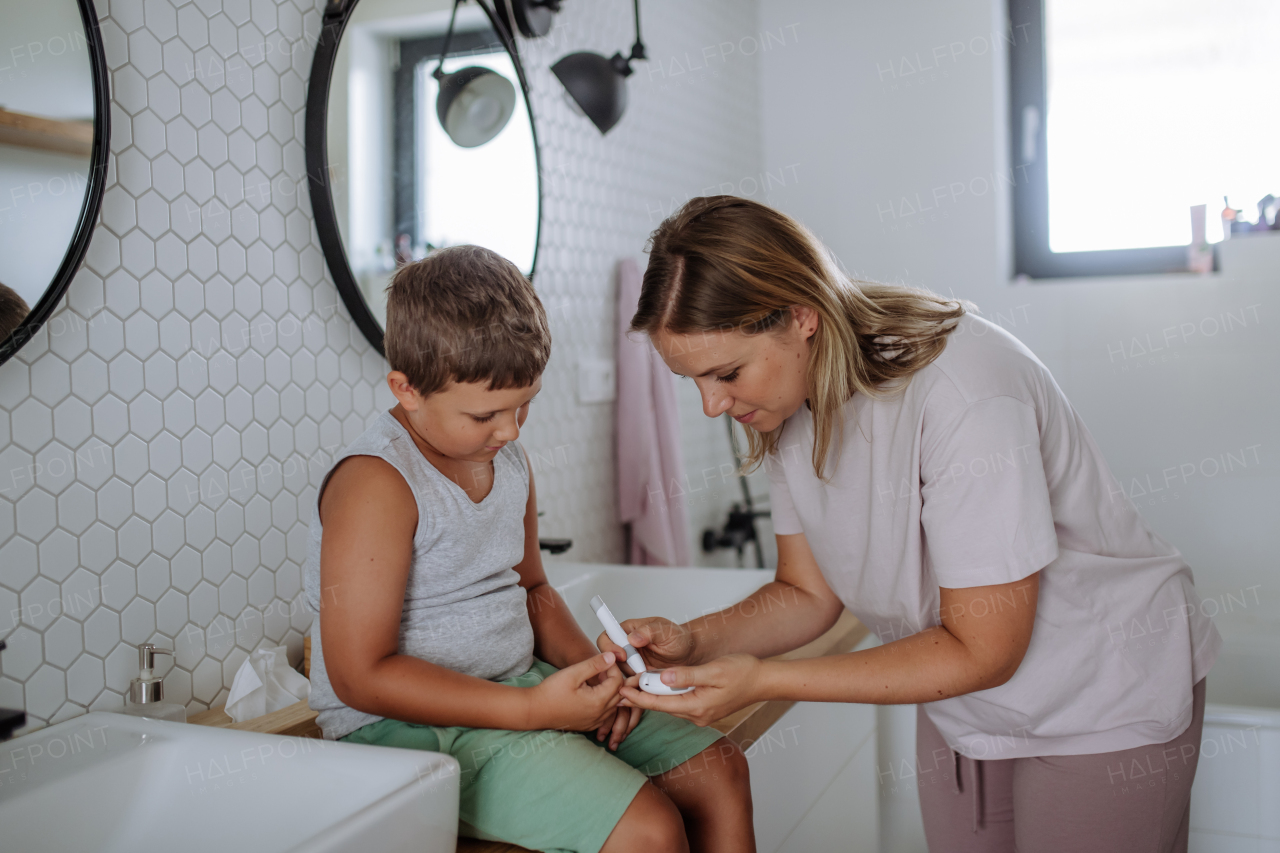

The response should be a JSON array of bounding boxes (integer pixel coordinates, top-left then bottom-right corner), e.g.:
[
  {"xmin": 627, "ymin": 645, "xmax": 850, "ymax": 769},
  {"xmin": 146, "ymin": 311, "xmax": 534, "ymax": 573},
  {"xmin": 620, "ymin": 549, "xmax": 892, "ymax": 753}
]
[{"xmin": 916, "ymin": 678, "xmax": 1206, "ymax": 853}]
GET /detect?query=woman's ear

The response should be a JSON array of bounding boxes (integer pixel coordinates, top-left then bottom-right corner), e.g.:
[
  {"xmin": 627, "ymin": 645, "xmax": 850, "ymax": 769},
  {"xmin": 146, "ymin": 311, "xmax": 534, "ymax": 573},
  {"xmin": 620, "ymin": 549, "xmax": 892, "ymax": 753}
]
[
  {"xmin": 386, "ymin": 371, "xmax": 422, "ymax": 411},
  {"xmin": 791, "ymin": 305, "xmax": 820, "ymax": 340}
]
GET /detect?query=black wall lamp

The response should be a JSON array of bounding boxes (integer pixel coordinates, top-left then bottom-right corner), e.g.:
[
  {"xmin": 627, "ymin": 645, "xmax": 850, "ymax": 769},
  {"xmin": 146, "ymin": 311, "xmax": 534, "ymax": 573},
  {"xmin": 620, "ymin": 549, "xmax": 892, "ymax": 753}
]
[
  {"xmin": 434, "ymin": 0, "xmax": 517, "ymax": 147},
  {"xmin": 504, "ymin": 0, "xmax": 647, "ymax": 135},
  {"xmin": 550, "ymin": 0, "xmax": 646, "ymax": 134},
  {"xmin": 506, "ymin": 0, "xmax": 561, "ymax": 38}
]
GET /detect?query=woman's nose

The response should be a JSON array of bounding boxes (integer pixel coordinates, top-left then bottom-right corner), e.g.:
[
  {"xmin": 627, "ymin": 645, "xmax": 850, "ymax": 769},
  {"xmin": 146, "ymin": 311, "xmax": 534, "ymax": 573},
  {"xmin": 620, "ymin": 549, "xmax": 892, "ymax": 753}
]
[{"xmin": 699, "ymin": 384, "xmax": 733, "ymax": 418}]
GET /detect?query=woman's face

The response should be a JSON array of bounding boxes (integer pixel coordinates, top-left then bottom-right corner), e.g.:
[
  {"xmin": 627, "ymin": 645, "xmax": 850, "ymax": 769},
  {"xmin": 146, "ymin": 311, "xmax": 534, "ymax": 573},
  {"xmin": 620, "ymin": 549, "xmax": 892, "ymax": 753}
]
[{"xmin": 650, "ymin": 306, "xmax": 818, "ymax": 433}]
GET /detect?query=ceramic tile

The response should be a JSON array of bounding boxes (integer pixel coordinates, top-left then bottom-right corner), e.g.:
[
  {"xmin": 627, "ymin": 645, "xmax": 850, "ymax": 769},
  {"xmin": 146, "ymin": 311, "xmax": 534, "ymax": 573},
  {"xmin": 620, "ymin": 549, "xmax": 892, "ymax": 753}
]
[
  {"xmin": 151, "ymin": 510, "xmax": 185, "ymax": 558},
  {"xmin": 143, "ymin": 354, "xmax": 178, "ymax": 399},
  {"xmin": 37, "ymin": 531, "xmax": 80, "ymax": 583},
  {"xmin": 52, "ymin": 401, "xmax": 93, "ymax": 450},
  {"xmin": 117, "ymin": 516, "xmax": 153, "ymax": 564},
  {"xmin": 147, "ymin": 74, "xmax": 182, "ymax": 123},
  {"xmin": 108, "ymin": 353, "xmax": 146, "ymax": 402},
  {"xmin": 24, "ymin": 665, "xmax": 67, "ymax": 720},
  {"xmin": 16, "ymin": 492, "xmax": 57, "ymax": 548},
  {"xmin": 128, "ymin": 392, "xmax": 164, "ymax": 440},
  {"xmin": 79, "ymin": 523, "xmax": 118, "ymax": 574},
  {"xmin": 134, "ymin": 553, "xmax": 169, "ymax": 603},
  {"xmin": 17, "ymin": 569, "xmax": 58, "ymax": 626},
  {"xmin": 56, "ymin": 484, "xmax": 98, "ymax": 536},
  {"xmin": 187, "ymin": 580, "xmax": 218, "ymax": 628},
  {"xmin": 190, "ymin": 656, "xmax": 221, "ymax": 703},
  {"xmin": 11, "ymin": 400, "xmax": 53, "ymax": 454},
  {"xmin": 66, "ymin": 654, "xmax": 106, "ymax": 706},
  {"xmin": 113, "ymin": 435, "xmax": 150, "ymax": 484},
  {"xmin": 133, "ymin": 474, "xmax": 168, "ymax": 522},
  {"xmin": 95, "ymin": 479, "xmax": 134, "ymax": 530},
  {"xmin": 43, "ymin": 617, "xmax": 84, "ymax": 669},
  {"xmin": 83, "ymin": 607, "xmax": 121, "ymax": 655},
  {"xmin": 120, "ymin": 598, "xmax": 156, "ymax": 644}
]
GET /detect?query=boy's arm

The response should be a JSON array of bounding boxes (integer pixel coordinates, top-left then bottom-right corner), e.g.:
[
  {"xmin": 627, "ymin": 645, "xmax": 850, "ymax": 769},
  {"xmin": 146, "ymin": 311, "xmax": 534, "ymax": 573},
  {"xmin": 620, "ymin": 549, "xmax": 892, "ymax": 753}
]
[
  {"xmin": 514, "ymin": 450, "xmax": 600, "ymax": 669},
  {"xmin": 318, "ymin": 455, "xmax": 537, "ymax": 730}
]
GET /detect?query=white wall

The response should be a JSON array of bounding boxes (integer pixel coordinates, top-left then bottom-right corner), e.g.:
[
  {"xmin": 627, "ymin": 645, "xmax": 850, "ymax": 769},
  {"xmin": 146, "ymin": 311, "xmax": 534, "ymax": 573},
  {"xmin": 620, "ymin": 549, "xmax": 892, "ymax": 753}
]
[{"xmin": 758, "ymin": 0, "xmax": 1278, "ymax": 620}]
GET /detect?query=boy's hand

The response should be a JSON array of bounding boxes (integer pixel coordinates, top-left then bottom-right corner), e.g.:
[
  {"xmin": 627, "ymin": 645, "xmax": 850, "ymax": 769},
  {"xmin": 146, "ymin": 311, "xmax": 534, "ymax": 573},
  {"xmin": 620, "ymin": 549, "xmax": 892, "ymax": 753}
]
[
  {"xmin": 596, "ymin": 616, "xmax": 697, "ymax": 674},
  {"xmin": 594, "ymin": 672, "xmax": 643, "ymax": 750},
  {"xmin": 527, "ymin": 652, "xmax": 624, "ymax": 732}
]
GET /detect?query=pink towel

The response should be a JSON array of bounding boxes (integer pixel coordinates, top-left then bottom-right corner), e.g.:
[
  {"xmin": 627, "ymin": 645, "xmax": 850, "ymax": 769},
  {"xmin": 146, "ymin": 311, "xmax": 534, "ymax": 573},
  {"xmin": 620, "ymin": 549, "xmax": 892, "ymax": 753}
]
[{"xmin": 616, "ymin": 258, "xmax": 691, "ymax": 567}]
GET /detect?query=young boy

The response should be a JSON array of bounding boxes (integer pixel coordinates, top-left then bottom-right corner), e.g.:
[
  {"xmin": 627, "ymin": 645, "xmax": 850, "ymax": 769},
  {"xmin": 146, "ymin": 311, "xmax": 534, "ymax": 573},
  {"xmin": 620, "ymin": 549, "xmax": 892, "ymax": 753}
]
[{"xmin": 303, "ymin": 246, "xmax": 754, "ymax": 853}]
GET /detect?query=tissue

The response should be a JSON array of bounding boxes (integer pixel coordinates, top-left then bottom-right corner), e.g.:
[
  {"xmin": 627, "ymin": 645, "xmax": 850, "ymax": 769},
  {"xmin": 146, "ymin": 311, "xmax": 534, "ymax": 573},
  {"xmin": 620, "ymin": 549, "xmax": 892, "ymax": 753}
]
[{"xmin": 225, "ymin": 646, "xmax": 311, "ymax": 723}]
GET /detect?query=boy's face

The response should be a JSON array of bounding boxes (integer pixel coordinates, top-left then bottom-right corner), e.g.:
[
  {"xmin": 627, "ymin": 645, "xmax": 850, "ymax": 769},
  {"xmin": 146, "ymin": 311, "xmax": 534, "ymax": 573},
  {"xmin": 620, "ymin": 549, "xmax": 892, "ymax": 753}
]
[{"xmin": 388, "ymin": 372, "xmax": 541, "ymax": 462}]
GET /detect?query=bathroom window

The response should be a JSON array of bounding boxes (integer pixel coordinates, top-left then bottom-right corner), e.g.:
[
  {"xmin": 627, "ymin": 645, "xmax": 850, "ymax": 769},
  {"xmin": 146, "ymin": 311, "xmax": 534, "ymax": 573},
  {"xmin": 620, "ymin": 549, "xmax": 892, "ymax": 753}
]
[
  {"xmin": 1007, "ymin": 0, "xmax": 1280, "ymax": 278},
  {"xmin": 392, "ymin": 31, "xmax": 537, "ymax": 273}
]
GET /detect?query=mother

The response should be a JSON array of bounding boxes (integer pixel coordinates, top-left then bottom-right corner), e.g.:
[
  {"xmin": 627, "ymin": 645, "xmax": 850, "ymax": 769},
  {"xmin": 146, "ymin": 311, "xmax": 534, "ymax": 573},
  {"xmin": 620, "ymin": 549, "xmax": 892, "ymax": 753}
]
[{"xmin": 603, "ymin": 196, "xmax": 1220, "ymax": 852}]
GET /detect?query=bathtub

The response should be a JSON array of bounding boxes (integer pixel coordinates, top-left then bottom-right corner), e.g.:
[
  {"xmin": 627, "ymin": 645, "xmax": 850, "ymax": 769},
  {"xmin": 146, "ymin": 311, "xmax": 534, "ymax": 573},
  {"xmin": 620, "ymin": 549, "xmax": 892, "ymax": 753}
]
[{"xmin": 1189, "ymin": 622, "xmax": 1280, "ymax": 853}]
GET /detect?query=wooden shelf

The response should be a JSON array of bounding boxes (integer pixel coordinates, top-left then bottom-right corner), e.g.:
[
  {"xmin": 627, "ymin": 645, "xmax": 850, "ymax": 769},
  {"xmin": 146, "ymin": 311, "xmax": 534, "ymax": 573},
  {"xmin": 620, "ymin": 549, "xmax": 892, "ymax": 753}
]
[{"xmin": 0, "ymin": 107, "xmax": 93, "ymax": 157}]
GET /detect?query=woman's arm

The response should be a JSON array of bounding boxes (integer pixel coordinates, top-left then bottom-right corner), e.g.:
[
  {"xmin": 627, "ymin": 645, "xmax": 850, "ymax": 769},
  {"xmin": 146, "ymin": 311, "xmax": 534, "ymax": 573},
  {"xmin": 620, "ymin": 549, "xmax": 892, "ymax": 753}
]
[
  {"xmin": 691, "ymin": 532, "xmax": 848, "ymax": 662},
  {"xmin": 761, "ymin": 572, "xmax": 1039, "ymax": 703},
  {"xmin": 606, "ymin": 532, "xmax": 847, "ymax": 670},
  {"xmin": 620, "ymin": 572, "xmax": 1040, "ymax": 726}
]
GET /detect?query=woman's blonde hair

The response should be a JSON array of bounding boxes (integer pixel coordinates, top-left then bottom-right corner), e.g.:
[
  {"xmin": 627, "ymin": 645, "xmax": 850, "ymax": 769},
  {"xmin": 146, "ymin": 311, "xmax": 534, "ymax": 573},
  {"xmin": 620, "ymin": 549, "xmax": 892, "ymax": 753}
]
[{"xmin": 630, "ymin": 196, "xmax": 967, "ymax": 481}]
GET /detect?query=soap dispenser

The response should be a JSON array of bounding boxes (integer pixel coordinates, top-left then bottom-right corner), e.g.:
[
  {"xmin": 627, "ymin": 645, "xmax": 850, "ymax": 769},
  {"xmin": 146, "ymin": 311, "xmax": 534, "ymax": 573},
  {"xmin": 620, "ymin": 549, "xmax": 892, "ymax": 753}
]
[{"xmin": 121, "ymin": 643, "xmax": 187, "ymax": 722}]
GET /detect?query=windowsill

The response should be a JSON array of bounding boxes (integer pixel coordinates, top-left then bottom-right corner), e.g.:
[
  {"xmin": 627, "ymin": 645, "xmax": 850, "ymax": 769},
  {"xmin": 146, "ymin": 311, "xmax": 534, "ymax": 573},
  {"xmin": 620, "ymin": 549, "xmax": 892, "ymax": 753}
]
[{"xmin": 1015, "ymin": 231, "xmax": 1280, "ymax": 287}]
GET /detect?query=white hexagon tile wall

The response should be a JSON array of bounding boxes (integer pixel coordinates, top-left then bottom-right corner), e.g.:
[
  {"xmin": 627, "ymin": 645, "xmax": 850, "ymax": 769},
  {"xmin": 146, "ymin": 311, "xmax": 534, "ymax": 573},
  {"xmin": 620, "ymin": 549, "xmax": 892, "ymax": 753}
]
[{"xmin": 0, "ymin": 0, "xmax": 778, "ymax": 733}]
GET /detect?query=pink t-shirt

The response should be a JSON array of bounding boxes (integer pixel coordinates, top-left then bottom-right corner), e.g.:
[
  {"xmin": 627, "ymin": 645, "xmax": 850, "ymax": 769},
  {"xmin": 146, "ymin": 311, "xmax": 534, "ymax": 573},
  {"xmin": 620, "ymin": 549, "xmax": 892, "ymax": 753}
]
[{"xmin": 765, "ymin": 314, "xmax": 1220, "ymax": 758}]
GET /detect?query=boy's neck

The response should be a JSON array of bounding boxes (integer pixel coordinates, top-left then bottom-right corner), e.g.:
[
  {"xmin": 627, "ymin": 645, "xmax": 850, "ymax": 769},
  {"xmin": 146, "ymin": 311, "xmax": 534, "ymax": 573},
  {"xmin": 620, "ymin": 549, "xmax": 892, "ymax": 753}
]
[{"xmin": 388, "ymin": 405, "xmax": 494, "ymax": 498}]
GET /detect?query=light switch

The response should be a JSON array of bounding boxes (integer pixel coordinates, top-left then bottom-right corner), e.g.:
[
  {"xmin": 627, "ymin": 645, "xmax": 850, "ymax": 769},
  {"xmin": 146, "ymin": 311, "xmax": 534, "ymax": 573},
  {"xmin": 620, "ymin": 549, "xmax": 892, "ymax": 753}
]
[{"xmin": 577, "ymin": 358, "xmax": 616, "ymax": 404}]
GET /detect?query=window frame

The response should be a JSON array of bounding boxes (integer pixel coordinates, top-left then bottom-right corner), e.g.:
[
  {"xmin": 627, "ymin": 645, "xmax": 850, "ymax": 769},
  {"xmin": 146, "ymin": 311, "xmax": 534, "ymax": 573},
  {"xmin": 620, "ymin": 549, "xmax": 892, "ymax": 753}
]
[{"xmin": 1007, "ymin": 0, "xmax": 1214, "ymax": 278}]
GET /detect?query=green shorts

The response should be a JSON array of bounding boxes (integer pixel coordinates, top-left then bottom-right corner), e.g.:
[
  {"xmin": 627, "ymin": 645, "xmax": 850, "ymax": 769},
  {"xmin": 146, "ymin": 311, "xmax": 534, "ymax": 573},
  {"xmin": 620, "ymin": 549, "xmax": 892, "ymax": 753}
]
[{"xmin": 339, "ymin": 658, "xmax": 725, "ymax": 853}]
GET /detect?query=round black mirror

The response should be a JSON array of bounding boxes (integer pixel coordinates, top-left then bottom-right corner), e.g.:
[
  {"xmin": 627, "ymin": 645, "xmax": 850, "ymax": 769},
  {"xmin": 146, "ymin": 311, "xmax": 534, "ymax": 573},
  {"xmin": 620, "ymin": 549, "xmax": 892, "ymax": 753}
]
[
  {"xmin": 0, "ymin": 0, "xmax": 111, "ymax": 365},
  {"xmin": 307, "ymin": 0, "xmax": 541, "ymax": 354}
]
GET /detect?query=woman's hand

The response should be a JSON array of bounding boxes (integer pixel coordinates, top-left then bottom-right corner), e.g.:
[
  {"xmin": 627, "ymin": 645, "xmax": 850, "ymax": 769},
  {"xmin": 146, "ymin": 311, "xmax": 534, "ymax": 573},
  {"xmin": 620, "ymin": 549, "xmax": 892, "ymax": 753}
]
[
  {"xmin": 617, "ymin": 654, "xmax": 765, "ymax": 728},
  {"xmin": 526, "ymin": 652, "xmax": 624, "ymax": 732},
  {"xmin": 596, "ymin": 616, "xmax": 697, "ymax": 674}
]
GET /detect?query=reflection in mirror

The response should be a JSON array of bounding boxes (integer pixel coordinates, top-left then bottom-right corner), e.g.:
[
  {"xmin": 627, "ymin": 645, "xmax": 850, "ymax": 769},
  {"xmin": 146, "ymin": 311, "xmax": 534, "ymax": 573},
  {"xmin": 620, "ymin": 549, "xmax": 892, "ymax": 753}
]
[
  {"xmin": 0, "ymin": 0, "xmax": 97, "ymax": 334},
  {"xmin": 326, "ymin": 0, "xmax": 539, "ymax": 331}
]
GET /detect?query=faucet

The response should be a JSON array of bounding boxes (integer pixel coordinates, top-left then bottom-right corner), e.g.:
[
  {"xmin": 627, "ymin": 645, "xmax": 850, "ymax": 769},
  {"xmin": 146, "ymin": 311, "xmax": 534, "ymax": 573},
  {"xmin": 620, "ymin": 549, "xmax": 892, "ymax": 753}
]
[{"xmin": 0, "ymin": 639, "xmax": 26, "ymax": 741}]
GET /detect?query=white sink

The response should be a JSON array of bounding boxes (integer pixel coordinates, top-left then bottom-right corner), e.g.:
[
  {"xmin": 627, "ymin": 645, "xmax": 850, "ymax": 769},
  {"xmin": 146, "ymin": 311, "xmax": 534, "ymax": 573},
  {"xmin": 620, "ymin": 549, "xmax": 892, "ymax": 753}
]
[
  {"xmin": 545, "ymin": 561, "xmax": 774, "ymax": 637},
  {"xmin": 0, "ymin": 711, "xmax": 459, "ymax": 853}
]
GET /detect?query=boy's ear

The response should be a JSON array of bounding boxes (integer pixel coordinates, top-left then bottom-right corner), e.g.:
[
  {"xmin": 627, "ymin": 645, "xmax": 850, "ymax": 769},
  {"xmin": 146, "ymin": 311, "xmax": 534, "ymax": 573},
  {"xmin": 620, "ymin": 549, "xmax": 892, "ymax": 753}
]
[{"xmin": 387, "ymin": 371, "xmax": 423, "ymax": 411}]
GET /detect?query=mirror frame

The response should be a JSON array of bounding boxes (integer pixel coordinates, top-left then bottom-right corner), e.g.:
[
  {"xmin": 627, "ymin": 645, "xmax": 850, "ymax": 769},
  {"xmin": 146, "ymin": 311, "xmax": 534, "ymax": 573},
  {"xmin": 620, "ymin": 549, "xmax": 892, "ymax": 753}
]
[
  {"xmin": 306, "ymin": 0, "xmax": 543, "ymax": 355},
  {"xmin": 0, "ymin": 0, "xmax": 112, "ymax": 366}
]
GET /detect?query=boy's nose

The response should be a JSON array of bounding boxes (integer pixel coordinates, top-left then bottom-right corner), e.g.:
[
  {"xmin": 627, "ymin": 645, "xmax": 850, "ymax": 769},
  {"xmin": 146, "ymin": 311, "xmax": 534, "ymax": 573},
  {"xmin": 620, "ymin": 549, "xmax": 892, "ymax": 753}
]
[{"xmin": 493, "ymin": 416, "xmax": 520, "ymax": 441}]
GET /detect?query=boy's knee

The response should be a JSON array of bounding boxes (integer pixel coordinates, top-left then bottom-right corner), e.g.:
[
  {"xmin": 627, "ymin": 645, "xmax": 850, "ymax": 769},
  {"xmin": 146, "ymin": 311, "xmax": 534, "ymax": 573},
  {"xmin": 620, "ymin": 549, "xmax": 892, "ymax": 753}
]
[
  {"xmin": 715, "ymin": 739, "xmax": 751, "ymax": 788},
  {"xmin": 609, "ymin": 784, "xmax": 687, "ymax": 852}
]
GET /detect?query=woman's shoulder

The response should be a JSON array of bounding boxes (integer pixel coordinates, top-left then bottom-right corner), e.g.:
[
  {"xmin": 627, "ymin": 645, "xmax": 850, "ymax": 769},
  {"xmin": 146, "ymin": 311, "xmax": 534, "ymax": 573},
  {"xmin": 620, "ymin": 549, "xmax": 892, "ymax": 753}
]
[{"xmin": 919, "ymin": 313, "xmax": 1052, "ymax": 408}]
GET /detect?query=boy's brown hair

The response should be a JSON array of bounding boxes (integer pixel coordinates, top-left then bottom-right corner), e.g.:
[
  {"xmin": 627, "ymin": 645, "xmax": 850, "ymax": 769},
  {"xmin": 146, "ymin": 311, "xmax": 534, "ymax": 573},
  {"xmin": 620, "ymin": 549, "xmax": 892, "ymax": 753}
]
[
  {"xmin": 384, "ymin": 245, "xmax": 551, "ymax": 397},
  {"xmin": 0, "ymin": 281, "xmax": 30, "ymax": 341}
]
